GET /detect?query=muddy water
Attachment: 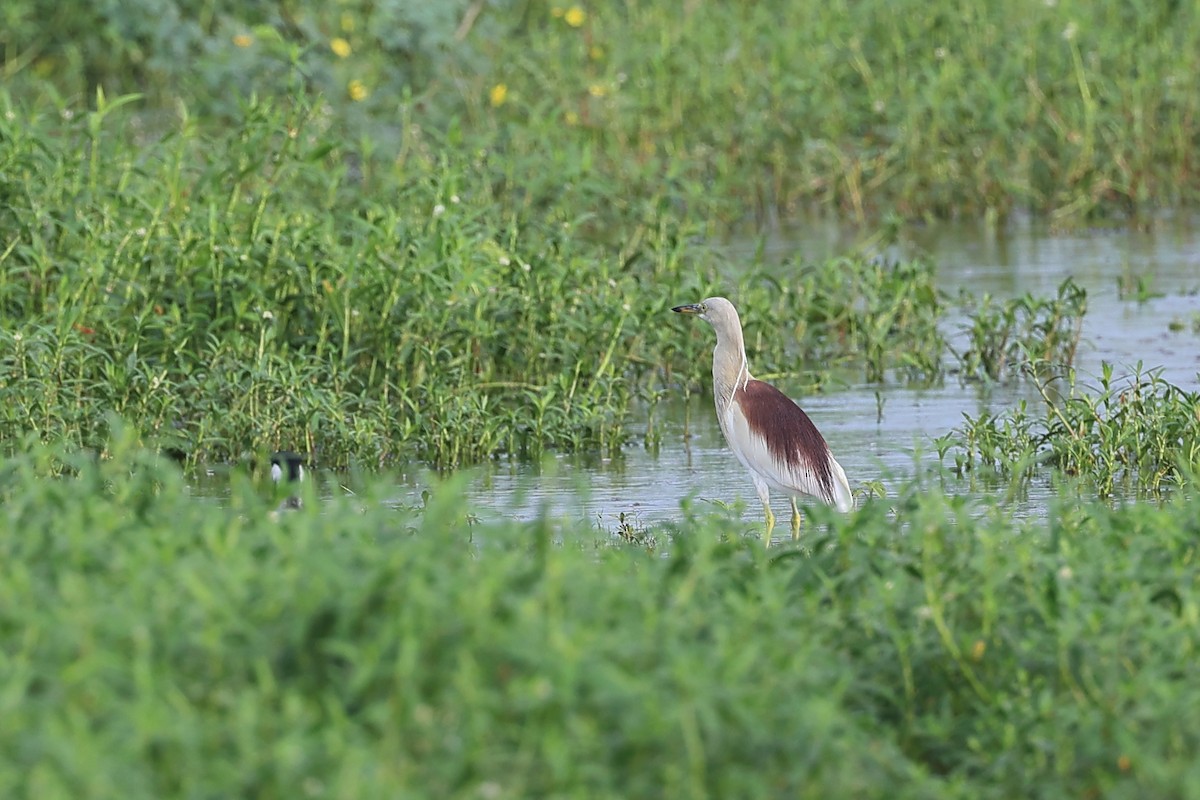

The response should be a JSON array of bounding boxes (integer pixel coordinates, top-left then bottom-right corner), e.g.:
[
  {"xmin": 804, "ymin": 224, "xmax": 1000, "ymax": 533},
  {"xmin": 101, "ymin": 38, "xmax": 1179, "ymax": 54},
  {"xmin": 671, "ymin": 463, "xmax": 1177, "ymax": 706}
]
[{"xmin": 450, "ymin": 216, "xmax": 1200, "ymax": 531}]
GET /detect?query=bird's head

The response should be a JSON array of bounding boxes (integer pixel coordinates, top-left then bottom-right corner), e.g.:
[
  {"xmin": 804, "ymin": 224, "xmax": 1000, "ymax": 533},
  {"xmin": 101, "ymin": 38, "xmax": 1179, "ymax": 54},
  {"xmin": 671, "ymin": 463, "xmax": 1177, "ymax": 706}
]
[{"xmin": 671, "ymin": 296, "xmax": 738, "ymax": 327}]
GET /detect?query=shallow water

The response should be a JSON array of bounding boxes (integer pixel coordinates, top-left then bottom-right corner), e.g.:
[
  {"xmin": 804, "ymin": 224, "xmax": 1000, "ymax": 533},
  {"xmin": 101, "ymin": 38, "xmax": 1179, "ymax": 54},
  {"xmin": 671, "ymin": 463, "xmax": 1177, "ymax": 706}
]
[
  {"xmin": 202, "ymin": 217, "xmax": 1199, "ymax": 530},
  {"xmin": 449, "ymin": 216, "xmax": 1200, "ymax": 530}
]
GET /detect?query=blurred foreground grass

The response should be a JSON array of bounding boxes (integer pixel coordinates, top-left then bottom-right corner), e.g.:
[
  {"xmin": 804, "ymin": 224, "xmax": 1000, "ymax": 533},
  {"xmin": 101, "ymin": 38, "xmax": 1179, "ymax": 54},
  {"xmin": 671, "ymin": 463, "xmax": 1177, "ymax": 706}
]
[{"xmin": 2, "ymin": 439, "xmax": 1199, "ymax": 798}]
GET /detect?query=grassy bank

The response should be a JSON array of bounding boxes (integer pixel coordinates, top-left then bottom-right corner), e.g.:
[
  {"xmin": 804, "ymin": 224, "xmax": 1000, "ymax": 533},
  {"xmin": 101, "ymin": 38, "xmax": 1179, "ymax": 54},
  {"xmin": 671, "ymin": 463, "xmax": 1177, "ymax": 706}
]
[
  {"xmin": 5, "ymin": 0, "xmax": 1199, "ymax": 223},
  {"xmin": 2, "ymin": 441, "xmax": 1199, "ymax": 798}
]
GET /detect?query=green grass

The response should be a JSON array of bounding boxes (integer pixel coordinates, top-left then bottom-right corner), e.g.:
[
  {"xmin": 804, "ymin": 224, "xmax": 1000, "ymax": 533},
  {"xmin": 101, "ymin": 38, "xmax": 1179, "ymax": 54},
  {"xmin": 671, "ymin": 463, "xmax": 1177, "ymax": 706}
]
[
  {"xmin": 5, "ymin": 0, "xmax": 1199, "ymax": 224},
  {"xmin": 1, "ymin": 91, "xmax": 970, "ymax": 468},
  {"xmin": 3, "ymin": 439, "xmax": 1200, "ymax": 798},
  {"xmin": 1, "ymin": 87, "xmax": 1107, "ymax": 470},
  {"xmin": 4, "ymin": 0, "xmax": 1189, "ymax": 469}
]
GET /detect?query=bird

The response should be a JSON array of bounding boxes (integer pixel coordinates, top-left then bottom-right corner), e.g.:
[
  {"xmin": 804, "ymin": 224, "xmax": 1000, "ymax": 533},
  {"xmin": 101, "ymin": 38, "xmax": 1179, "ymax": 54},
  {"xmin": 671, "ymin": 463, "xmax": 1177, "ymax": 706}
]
[
  {"xmin": 673, "ymin": 297, "xmax": 853, "ymax": 545},
  {"xmin": 270, "ymin": 451, "xmax": 306, "ymax": 512},
  {"xmin": 270, "ymin": 451, "xmax": 306, "ymax": 485}
]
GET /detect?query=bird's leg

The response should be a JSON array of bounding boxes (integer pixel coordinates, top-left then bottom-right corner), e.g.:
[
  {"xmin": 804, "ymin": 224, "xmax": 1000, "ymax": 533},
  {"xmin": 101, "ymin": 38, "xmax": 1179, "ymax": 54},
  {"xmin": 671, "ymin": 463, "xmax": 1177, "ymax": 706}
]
[
  {"xmin": 754, "ymin": 478, "xmax": 774, "ymax": 548},
  {"xmin": 790, "ymin": 497, "xmax": 802, "ymax": 541}
]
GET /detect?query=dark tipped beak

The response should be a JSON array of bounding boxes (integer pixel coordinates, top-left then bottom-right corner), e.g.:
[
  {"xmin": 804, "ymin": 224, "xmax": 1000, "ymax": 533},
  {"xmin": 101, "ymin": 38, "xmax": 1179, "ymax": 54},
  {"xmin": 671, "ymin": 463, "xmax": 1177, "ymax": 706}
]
[{"xmin": 672, "ymin": 303, "xmax": 701, "ymax": 314}]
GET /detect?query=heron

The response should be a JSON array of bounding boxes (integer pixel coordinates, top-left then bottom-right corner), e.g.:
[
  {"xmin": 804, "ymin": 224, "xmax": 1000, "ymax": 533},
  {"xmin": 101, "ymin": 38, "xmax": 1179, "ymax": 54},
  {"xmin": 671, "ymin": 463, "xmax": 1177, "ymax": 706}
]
[{"xmin": 673, "ymin": 297, "xmax": 853, "ymax": 545}]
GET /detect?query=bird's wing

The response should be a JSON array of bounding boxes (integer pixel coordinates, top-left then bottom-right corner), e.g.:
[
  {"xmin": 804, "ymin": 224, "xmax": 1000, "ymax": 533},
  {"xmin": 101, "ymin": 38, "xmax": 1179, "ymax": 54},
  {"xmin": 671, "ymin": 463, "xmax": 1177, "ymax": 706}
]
[
  {"xmin": 725, "ymin": 380, "xmax": 852, "ymax": 511},
  {"xmin": 826, "ymin": 453, "xmax": 854, "ymax": 513}
]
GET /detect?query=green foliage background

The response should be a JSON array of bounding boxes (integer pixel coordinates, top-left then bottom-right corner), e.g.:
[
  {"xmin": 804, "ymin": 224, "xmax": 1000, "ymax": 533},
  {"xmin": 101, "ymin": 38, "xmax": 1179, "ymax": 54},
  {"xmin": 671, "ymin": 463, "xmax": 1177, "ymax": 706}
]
[{"xmin": 5, "ymin": 0, "xmax": 1199, "ymax": 220}]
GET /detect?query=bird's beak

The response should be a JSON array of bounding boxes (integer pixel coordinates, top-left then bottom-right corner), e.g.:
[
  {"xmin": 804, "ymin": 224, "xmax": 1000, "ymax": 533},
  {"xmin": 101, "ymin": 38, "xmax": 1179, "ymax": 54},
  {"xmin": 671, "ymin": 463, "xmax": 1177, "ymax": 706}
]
[{"xmin": 672, "ymin": 303, "xmax": 702, "ymax": 315}]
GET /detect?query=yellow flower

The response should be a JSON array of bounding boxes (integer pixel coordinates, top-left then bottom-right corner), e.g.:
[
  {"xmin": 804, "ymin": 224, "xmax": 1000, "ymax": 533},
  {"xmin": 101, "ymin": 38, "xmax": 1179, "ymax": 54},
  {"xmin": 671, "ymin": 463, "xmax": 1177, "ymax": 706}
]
[
  {"xmin": 348, "ymin": 80, "xmax": 368, "ymax": 101},
  {"xmin": 233, "ymin": 34, "xmax": 254, "ymax": 48},
  {"xmin": 589, "ymin": 45, "xmax": 604, "ymax": 60},
  {"xmin": 564, "ymin": 110, "xmax": 579, "ymax": 126},
  {"xmin": 340, "ymin": 12, "xmax": 356, "ymax": 32},
  {"xmin": 587, "ymin": 82, "xmax": 607, "ymax": 97},
  {"xmin": 489, "ymin": 83, "xmax": 508, "ymax": 107},
  {"xmin": 564, "ymin": 6, "xmax": 586, "ymax": 27},
  {"xmin": 331, "ymin": 38, "xmax": 351, "ymax": 58}
]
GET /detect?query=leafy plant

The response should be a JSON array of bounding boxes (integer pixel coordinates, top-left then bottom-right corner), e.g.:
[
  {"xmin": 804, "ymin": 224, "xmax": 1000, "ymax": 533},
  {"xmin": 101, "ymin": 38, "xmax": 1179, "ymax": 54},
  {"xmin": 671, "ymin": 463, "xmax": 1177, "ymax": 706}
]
[
  {"xmin": 953, "ymin": 278, "xmax": 1087, "ymax": 382},
  {"xmin": 947, "ymin": 362, "xmax": 1200, "ymax": 496}
]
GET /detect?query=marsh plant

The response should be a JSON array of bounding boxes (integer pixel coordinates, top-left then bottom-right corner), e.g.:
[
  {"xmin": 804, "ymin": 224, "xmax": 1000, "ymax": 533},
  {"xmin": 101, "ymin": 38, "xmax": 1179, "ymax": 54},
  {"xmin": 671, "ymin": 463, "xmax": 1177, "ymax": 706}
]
[
  {"xmin": 949, "ymin": 363, "xmax": 1200, "ymax": 497},
  {"xmin": 7, "ymin": 0, "xmax": 1198, "ymax": 224},
  {"xmin": 952, "ymin": 278, "xmax": 1087, "ymax": 383},
  {"xmin": 776, "ymin": 257, "xmax": 945, "ymax": 383},
  {"xmin": 1, "ymin": 95, "xmax": 987, "ymax": 471},
  {"xmin": 2, "ymin": 0, "xmax": 1193, "ymax": 480},
  {"xmin": 1, "ymin": 88, "xmax": 1169, "ymax": 484}
]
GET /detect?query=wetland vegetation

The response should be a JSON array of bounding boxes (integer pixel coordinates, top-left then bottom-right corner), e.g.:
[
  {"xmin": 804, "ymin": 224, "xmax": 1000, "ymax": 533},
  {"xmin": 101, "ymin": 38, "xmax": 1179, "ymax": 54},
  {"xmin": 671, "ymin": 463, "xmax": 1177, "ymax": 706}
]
[
  {"xmin": 3, "ymin": 0, "xmax": 1200, "ymax": 796},
  {"xmin": 4, "ymin": 440, "xmax": 1200, "ymax": 798}
]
